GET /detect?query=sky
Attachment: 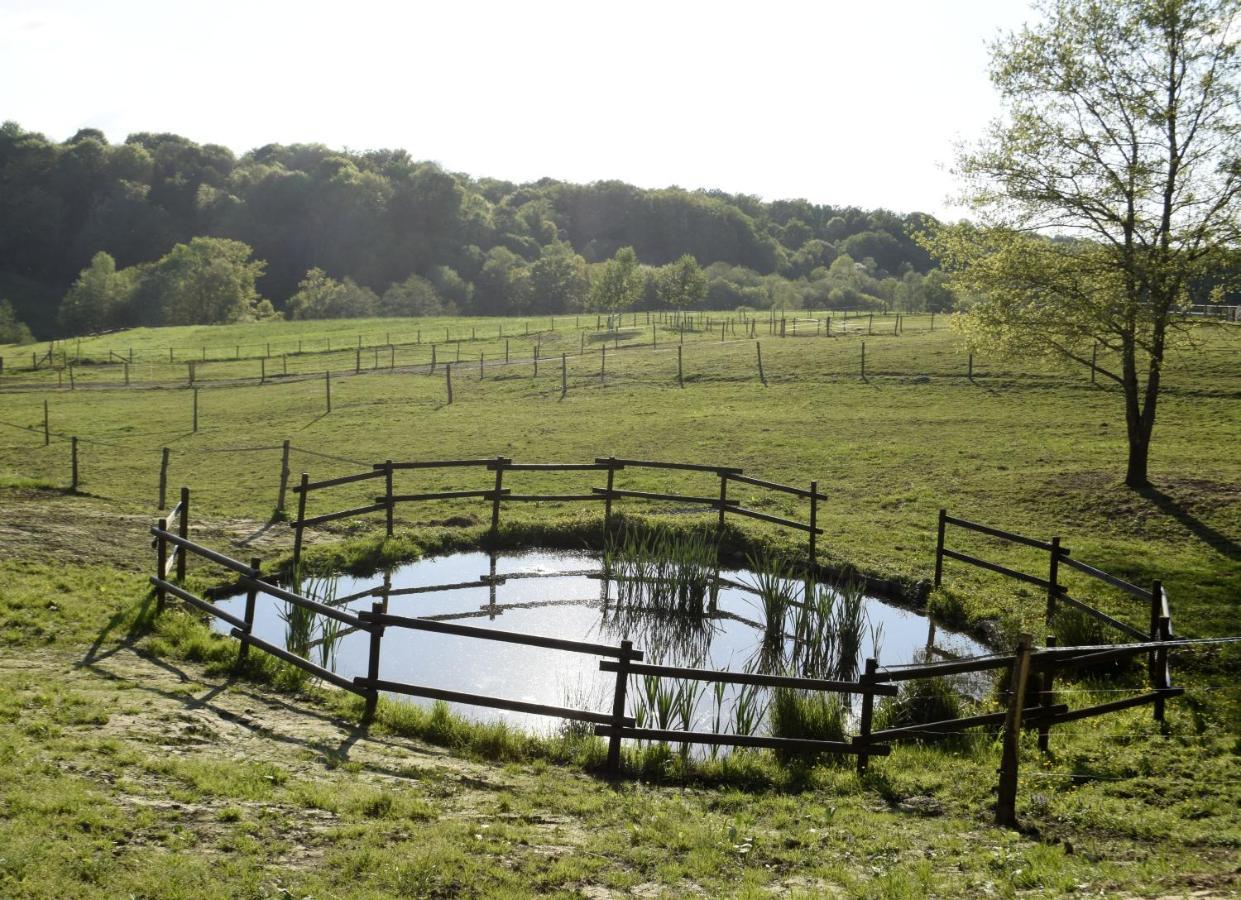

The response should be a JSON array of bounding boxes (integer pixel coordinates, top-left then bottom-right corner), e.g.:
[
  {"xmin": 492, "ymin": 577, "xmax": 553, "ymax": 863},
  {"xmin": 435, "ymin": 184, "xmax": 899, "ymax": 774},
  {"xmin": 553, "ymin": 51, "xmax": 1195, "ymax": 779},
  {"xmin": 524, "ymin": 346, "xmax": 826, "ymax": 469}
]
[{"xmin": 0, "ymin": 0, "xmax": 1036, "ymax": 219}]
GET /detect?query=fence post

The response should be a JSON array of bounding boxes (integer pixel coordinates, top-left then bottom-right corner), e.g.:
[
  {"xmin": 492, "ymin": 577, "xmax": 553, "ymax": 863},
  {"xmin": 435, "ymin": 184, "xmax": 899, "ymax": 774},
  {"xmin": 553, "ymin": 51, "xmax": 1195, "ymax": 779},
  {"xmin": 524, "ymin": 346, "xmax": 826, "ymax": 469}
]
[
  {"xmin": 1038, "ymin": 635, "xmax": 1056, "ymax": 752},
  {"xmin": 68, "ymin": 364, "xmax": 75, "ymax": 391},
  {"xmin": 861, "ymin": 341, "xmax": 866, "ymax": 379},
  {"xmin": 445, "ymin": 363, "xmax": 453, "ymax": 404},
  {"xmin": 716, "ymin": 472, "xmax": 729, "ymax": 535},
  {"xmin": 159, "ymin": 447, "xmax": 170, "ymax": 509},
  {"xmin": 807, "ymin": 480, "xmax": 818, "ymax": 586},
  {"xmin": 155, "ymin": 517, "xmax": 168, "ymax": 612},
  {"xmin": 934, "ymin": 508, "xmax": 947, "ymax": 587},
  {"xmin": 276, "ymin": 440, "xmax": 291, "ymax": 516},
  {"xmin": 1046, "ymin": 536, "xmax": 1061, "ymax": 624},
  {"xmin": 606, "ymin": 640, "xmax": 634, "ymax": 776},
  {"xmin": 996, "ymin": 633, "xmax": 1034, "ymax": 828},
  {"xmin": 293, "ymin": 473, "xmax": 308, "ymax": 570},
  {"xmin": 237, "ymin": 556, "xmax": 261, "ymax": 668},
  {"xmin": 479, "ymin": 352, "xmax": 484, "ymax": 378},
  {"xmin": 603, "ymin": 458, "xmax": 616, "ymax": 533},
  {"xmin": 855, "ymin": 658, "xmax": 878, "ymax": 774},
  {"xmin": 325, "ymin": 371, "xmax": 331, "ymax": 413},
  {"xmin": 868, "ymin": 313, "xmax": 873, "ymax": 335},
  {"xmin": 533, "ymin": 344, "xmax": 539, "ymax": 376},
  {"xmin": 176, "ymin": 486, "xmax": 189, "ymax": 581},
  {"xmin": 364, "ymin": 600, "xmax": 385, "ymax": 721},
  {"xmin": 1154, "ymin": 615, "xmax": 1171, "ymax": 722},
  {"xmin": 756, "ymin": 341, "xmax": 766, "ymax": 385},
  {"xmin": 124, "ymin": 362, "xmax": 130, "ymax": 386},
  {"xmin": 677, "ymin": 345, "xmax": 683, "ymax": 387},
  {"xmin": 600, "ymin": 346, "xmax": 606, "ymax": 383},
  {"xmin": 43, "ymin": 399, "xmax": 50, "ymax": 445},
  {"xmin": 260, "ymin": 358, "xmax": 266, "ymax": 384},
  {"xmin": 384, "ymin": 460, "xmax": 395, "ymax": 537},
  {"xmin": 1149, "ymin": 580, "xmax": 1163, "ymax": 720},
  {"xmin": 561, "ymin": 352, "xmax": 567, "ymax": 398},
  {"xmin": 826, "ymin": 316, "xmax": 831, "ymax": 336},
  {"xmin": 431, "ymin": 344, "xmax": 437, "ymax": 372},
  {"xmin": 70, "ymin": 437, "xmax": 79, "ymax": 490},
  {"xmin": 490, "ymin": 457, "xmax": 506, "ymax": 540},
  {"xmin": 505, "ymin": 338, "xmax": 509, "ymax": 363},
  {"xmin": 968, "ymin": 353, "xmax": 974, "ymax": 379}
]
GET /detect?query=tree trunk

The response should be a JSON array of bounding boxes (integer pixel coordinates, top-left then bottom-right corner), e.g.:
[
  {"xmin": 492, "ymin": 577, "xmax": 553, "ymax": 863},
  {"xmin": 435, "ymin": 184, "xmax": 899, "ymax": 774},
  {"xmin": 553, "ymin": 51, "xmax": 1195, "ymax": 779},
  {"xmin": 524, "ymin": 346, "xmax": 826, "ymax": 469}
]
[{"xmin": 1125, "ymin": 425, "xmax": 1151, "ymax": 489}]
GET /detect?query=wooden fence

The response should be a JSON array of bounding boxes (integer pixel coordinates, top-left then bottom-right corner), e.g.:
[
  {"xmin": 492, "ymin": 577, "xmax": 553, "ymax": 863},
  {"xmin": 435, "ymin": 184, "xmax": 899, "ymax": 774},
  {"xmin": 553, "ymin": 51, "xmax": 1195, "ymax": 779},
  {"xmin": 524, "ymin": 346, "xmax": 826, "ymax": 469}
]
[
  {"xmin": 146, "ymin": 488, "xmax": 1213, "ymax": 827},
  {"xmin": 933, "ymin": 509, "xmax": 1174, "ymax": 720},
  {"xmin": 289, "ymin": 456, "xmax": 826, "ymax": 574}
]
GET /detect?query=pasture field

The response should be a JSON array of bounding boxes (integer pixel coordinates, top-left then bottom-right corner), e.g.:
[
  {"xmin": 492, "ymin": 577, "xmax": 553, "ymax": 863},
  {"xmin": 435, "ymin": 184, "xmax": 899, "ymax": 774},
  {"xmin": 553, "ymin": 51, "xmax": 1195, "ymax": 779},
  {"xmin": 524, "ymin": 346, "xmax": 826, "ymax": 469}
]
[{"xmin": 0, "ymin": 314, "xmax": 1238, "ymax": 897}]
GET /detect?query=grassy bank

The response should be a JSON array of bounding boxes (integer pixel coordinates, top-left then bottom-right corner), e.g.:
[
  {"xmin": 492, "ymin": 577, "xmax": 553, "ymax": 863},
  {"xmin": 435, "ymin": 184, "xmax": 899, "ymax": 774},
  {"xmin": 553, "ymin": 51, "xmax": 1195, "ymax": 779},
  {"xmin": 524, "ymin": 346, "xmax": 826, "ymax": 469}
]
[{"xmin": 0, "ymin": 314, "xmax": 1238, "ymax": 896}]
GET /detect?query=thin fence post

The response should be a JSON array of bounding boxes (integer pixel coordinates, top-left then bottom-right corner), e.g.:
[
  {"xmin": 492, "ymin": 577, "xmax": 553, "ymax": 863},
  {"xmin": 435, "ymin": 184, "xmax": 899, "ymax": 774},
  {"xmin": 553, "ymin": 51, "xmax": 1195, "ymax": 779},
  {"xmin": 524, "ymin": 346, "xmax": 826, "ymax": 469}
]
[
  {"xmin": 968, "ymin": 353, "xmax": 974, "ymax": 379},
  {"xmin": 355, "ymin": 348, "xmax": 361, "ymax": 374},
  {"xmin": 756, "ymin": 341, "xmax": 766, "ymax": 385},
  {"xmin": 934, "ymin": 508, "xmax": 947, "ymax": 587},
  {"xmin": 364, "ymin": 600, "xmax": 385, "ymax": 721},
  {"xmin": 237, "ymin": 556, "xmax": 261, "ymax": 669},
  {"xmin": 283, "ymin": 354, "xmax": 288, "ymax": 376},
  {"xmin": 490, "ymin": 457, "xmax": 506, "ymax": 540},
  {"xmin": 124, "ymin": 362, "xmax": 130, "ymax": 386},
  {"xmin": 276, "ymin": 440, "xmax": 291, "ymax": 516},
  {"xmin": 533, "ymin": 344, "xmax": 539, "ymax": 376},
  {"xmin": 1091, "ymin": 342, "xmax": 1098, "ymax": 384},
  {"xmin": 807, "ymin": 480, "xmax": 818, "ymax": 585},
  {"xmin": 1046, "ymin": 536, "xmax": 1061, "ymax": 624},
  {"xmin": 479, "ymin": 352, "xmax": 484, "ymax": 378},
  {"xmin": 325, "ymin": 371, "xmax": 331, "ymax": 413},
  {"xmin": 1154, "ymin": 614, "xmax": 1171, "ymax": 722},
  {"xmin": 600, "ymin": 346, "xmax": 606, "ymax": 383},
  {"xmin": 677, "ymin": 345, "xmax": 683, "ymax": 387},
  {"xmin": 43, "ymin": 399, "xmax": 49, "ymax": 445},
  {"xmin": 155, "ymin": 518, "xmax": 168, "ymax": 612},
  {"xmin": 192, "ymin": 388, "xmax": 199, "ymax": 432},
  {"xmin": 159, "ymin": 447, "xmax": 170, "ymax": 509},
  {"xmin": 431, "ymin": 344, "xmax": 437, "ymax": 372},
  {"xmin": 606, "ymin": 640, "xmax": 634, "ymax": 776},
  {"xmin": 445, "ymin": 363, "xmax": 453, "ymax": 404},
  {"xmin": 1149, "ymin": 580, "xmax": 1164, "ymax": 720},
  {"xmin": 996, "ymin": 633, "xmax": 1034, "ymax": 828},
  {"xmin": 561, "ymin": 352, "xmax": 567, "ymax": 398},
  {"xmin": 603, "ymin": 458, "xmax": 616, "ymax": 533},
  {"xmin": 384, "ymin": 460, "xmax": 395, "ymax": 537},
  {"xmin": 855, "ymin": 658, "xmax": 878, "ymax": 774},
  {"xmin": 260, "ymin": 357, "xmax": 266, "ymax": 384},
  {"xmin": 176, "ymin": 486, "xmax": 189, "ymax": 581},
  {"xmin": 505, "ymin": 338, "xmax": 510, "ymax": 363},
  {"xmin": 70, "ymin": 436, "xmax": 79, "ymax": 490},
  {"xmin": 861, "ymin": 341, "xmax": 866, "ymax": 379},
  {"xmin": 1038, "ymin": 635, "xmax": 1056, "ymax": 753},
  {"xmin": 716, "ymin": 472, "xmax": 728, "ymax": 536},
  {"xmin": 293, "ymin": 473, "xmax": 308, "ymax": 570}
]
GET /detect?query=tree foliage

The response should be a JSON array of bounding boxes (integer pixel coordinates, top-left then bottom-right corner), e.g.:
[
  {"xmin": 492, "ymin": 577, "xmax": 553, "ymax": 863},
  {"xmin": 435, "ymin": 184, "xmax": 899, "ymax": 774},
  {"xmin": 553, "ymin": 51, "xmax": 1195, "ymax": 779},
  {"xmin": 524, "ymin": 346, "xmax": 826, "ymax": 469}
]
[
  {"xmin": 924, "ymin": 0, "xmax": 1241, "ymax": 487},
  {"xmin": 0, "ymin": 299, "xmax": 34, "ymax": 344}
]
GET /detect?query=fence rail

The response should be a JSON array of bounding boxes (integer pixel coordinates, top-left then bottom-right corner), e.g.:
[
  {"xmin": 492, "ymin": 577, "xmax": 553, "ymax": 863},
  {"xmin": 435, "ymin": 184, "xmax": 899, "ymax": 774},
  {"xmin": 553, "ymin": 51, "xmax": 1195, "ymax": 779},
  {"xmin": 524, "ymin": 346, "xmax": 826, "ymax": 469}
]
[{"xmin": 289, "ymin": 456, "xmax": 828, "ymax": 579}]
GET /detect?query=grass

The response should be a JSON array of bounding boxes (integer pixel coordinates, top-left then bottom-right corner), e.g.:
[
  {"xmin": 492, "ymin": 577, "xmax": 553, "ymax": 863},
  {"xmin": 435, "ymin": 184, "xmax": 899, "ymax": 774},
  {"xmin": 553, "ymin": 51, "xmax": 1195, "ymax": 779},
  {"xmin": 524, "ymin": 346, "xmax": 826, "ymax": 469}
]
[{"xmin": 0, "ymin": 313, "xmax": 1238, "ymax": 896}]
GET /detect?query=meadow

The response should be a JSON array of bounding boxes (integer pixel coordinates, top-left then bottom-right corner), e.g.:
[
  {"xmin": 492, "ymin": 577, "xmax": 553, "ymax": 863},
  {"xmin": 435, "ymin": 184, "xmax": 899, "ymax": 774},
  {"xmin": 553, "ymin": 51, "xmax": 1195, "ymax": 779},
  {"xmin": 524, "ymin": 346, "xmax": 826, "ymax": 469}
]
[{"xmin": 0, "ymin": 312, "xmax": 1238, "ymax": 897}]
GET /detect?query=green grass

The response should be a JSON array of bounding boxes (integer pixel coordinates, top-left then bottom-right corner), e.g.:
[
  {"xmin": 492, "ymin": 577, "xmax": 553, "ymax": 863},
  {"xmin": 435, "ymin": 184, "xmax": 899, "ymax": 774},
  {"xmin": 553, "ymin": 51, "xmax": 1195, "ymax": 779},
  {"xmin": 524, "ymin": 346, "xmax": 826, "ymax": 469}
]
[{"xmin": 0, "ymin": 313, "xmax": 1238, "ymax": 896}]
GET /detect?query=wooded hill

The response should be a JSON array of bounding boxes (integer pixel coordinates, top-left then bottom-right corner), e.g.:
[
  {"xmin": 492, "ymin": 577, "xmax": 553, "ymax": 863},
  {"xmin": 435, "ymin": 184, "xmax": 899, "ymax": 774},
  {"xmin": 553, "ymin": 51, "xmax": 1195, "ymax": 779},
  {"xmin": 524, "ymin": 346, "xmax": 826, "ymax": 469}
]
[{"xmin": 0, "ymin": 122, "xmax": 943, "ymax": 338}]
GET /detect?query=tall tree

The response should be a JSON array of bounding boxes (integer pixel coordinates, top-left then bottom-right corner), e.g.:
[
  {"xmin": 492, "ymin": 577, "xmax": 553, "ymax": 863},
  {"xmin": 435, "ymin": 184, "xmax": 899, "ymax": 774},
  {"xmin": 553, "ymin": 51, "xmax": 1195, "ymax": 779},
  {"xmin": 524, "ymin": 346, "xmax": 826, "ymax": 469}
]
[
  {"xmin": 655, "ymin": 254, "xmax": 708, "ymax": 309},
  {"xmin": 142, "ymin": 237, "xmax": 267, "ymax": 325},
  {"xmin": 926, "ymin": 0, "xmax": 1241, "ymax": 488},
  {"xmin": 588, "ymin": 246, "xmax": 642, "ymax": 311}
]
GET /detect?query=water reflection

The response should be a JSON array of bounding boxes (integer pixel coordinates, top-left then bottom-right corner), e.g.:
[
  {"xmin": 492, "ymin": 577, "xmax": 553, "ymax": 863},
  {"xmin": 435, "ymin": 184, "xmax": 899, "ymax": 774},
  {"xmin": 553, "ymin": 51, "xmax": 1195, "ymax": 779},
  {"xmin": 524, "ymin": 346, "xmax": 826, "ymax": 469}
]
[{"xmin": 212, "ymin": 548, "xmax": 989, "ymax": 734}]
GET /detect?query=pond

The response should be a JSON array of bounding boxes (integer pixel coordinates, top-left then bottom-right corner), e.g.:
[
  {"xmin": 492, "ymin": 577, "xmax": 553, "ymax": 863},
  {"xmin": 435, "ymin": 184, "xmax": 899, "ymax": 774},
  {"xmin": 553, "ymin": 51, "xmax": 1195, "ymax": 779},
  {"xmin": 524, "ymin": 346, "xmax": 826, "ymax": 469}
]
[{"xmin": 211, "ymin": 549, "xmax": 989, "ymax": 736}]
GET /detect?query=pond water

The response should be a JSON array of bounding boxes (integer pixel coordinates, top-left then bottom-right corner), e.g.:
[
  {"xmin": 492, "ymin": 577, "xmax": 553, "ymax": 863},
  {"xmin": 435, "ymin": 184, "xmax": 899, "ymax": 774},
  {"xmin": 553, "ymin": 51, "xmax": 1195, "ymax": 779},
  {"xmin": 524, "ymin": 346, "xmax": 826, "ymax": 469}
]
[{"xmin": 211, "ymin": 549, "xmax": 989, "ymax": 736}]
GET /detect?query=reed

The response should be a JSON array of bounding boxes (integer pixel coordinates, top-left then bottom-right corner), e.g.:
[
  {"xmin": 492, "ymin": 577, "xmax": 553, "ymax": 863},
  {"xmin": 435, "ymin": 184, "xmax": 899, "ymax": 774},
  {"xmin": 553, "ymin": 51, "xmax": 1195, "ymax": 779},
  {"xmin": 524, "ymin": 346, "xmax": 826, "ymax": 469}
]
[{"xmin": 769, "ymin": 688, "xmax": 846, "ymax": 761}]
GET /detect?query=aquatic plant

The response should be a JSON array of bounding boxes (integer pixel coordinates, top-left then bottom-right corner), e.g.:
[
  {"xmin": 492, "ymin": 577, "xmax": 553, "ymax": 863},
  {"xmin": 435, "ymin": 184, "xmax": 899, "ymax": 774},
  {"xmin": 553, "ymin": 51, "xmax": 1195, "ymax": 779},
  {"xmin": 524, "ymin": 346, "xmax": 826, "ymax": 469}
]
[
  {"xmin": 603, "ymin": 525, "xmax": 718, "ymax": 616},
  {"xmin": 769, "ymin": 688, "xmax": 846, "ymax": 762}
]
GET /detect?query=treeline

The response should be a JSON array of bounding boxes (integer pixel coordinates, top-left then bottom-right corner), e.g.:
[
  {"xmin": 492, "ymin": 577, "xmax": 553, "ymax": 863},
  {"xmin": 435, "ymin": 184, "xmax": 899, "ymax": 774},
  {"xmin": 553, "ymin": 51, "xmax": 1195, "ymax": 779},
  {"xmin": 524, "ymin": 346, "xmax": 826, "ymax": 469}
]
[{"xmin": 0, "ymin": 121, "xmax": 953, "ymax": 338}]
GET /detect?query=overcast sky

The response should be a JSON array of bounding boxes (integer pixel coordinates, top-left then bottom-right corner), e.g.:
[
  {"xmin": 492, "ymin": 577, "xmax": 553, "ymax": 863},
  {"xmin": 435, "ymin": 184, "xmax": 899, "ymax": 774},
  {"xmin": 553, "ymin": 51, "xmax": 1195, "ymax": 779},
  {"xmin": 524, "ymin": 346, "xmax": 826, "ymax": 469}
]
[{"xmin": 0, "ymin": 0, "xmax": 1036, "ymax": 218}]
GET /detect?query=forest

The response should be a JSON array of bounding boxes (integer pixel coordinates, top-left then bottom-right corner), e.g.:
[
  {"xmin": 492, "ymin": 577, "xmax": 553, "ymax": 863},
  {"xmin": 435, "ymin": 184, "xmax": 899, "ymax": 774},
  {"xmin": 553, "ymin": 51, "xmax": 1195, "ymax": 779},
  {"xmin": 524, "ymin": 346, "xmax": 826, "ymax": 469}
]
[{"xmin": 0, "ymin": 122, "xmax": 953, "ymax": 339}]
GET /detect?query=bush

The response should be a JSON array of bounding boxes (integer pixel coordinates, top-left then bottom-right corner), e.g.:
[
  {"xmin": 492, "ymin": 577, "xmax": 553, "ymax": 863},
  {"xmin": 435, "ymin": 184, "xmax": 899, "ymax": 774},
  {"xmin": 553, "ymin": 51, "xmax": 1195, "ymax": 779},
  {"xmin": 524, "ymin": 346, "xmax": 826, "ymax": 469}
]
[
  {"xmin": 874, "ymin": 677, "xmax": 963, "ymax": 732},
  {"xmin": 769, "ymin": 688, "xmax": 846, "ymax": 763},
  {"xmin": 0, "ymin": 299, "xmax": 34, "ymax": 344}
]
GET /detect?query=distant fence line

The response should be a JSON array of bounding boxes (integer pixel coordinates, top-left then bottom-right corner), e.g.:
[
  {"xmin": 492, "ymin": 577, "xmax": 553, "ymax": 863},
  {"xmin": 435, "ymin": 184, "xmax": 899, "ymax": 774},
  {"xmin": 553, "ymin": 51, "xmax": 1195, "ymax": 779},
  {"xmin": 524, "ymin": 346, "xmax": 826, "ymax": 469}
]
[{"xmin": 0, "ymin": 309, "xmax": 931, "ymax": 385}]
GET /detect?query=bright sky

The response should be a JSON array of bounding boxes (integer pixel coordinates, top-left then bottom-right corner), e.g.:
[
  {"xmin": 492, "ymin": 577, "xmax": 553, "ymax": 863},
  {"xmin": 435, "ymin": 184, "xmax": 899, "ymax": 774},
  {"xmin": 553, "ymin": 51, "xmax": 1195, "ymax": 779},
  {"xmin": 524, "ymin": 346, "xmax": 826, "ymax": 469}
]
[{"xmin": 0, "ymin": 0, "xmax": 1036, "ymax": 219}]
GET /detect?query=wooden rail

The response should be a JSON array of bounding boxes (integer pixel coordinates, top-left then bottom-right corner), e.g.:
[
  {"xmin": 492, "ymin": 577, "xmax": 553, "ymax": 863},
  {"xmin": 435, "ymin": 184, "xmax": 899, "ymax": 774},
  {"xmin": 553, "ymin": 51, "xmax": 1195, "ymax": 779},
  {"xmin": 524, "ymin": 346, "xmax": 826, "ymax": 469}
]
[{"xmin": 287, "ymin": 456, "xmax": 828, "ymax": 581}]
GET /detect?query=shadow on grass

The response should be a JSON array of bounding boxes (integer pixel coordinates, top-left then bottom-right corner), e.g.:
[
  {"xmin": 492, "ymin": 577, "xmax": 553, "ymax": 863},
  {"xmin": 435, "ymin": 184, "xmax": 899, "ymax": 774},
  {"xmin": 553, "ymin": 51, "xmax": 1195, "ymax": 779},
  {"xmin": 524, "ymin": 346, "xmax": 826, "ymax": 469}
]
[{"xmin": 1140, "ymin": 485, "xmax": 1241, "ymax": 561}]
